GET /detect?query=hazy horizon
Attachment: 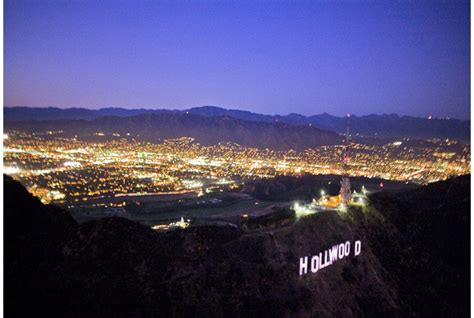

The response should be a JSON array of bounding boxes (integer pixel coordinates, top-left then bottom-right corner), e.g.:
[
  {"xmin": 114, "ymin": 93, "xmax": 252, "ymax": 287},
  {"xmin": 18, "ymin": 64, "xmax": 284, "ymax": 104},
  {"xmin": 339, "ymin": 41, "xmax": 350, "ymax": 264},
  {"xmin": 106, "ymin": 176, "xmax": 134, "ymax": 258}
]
[{"xmin": 3, "ymin": 104, "xmax": 470, "ymax": 120}]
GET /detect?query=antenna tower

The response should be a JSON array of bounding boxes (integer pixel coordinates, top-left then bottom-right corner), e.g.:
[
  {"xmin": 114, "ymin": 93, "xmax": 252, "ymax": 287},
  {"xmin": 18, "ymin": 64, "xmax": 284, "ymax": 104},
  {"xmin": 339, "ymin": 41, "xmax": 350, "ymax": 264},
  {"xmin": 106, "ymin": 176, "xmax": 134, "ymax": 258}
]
[{"xmin": 339, "ymin": 113, "xmax": 352, "ymax": 206}]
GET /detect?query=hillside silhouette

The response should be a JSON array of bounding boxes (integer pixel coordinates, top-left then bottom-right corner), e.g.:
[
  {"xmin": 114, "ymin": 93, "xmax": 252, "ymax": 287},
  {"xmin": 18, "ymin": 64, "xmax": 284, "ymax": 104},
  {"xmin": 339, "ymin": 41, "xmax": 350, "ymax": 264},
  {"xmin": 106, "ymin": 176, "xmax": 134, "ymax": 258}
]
[{"xmin": 4, "ymin": 174, "xmax": 470, "ymax": 317}]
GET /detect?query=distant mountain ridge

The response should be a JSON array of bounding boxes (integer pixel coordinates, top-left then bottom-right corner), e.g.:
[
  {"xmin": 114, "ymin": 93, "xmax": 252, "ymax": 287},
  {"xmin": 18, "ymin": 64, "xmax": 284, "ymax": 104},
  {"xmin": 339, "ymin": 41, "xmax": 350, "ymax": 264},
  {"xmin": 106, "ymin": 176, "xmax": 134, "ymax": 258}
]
[
  {"xmin": 5, "ymin": 105, "xmax": 470, "ymax": 142},
  {"xmin": 187, "ymin": 106, "xmax": 470, "ymax": 142},
  {"xmin": 5, "ymin": 113, "xmax": 342, "ymax": 151},
  {"xmin": 4, "ymin": 106, "xmax": 175, "ymax": 121}
]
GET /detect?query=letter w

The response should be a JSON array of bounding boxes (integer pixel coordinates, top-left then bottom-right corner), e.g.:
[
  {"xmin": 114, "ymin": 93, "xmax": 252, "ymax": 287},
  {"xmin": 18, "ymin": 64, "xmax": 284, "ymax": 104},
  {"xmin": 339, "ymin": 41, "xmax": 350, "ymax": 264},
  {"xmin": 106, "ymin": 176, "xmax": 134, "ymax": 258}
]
[{"xmin": 329, "ymin": 245, "xmax": 338, "ymax": 263}]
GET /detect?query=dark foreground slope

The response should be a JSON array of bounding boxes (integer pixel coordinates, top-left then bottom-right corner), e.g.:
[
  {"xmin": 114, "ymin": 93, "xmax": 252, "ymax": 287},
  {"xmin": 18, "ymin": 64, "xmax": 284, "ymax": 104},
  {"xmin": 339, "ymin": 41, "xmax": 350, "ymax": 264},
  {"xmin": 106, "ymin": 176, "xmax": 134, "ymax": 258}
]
[{"xmin": 4, "ymin": 175, "xmax": 470, "ymax": 317}]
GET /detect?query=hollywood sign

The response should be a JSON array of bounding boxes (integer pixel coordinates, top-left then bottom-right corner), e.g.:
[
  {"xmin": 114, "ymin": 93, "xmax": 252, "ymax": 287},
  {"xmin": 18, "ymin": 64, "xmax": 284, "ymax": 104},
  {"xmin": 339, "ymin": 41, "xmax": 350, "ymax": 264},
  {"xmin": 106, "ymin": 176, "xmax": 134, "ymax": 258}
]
[{"xmin": 299, "ymin": 240, "xmax": 361, "ymax": 276}]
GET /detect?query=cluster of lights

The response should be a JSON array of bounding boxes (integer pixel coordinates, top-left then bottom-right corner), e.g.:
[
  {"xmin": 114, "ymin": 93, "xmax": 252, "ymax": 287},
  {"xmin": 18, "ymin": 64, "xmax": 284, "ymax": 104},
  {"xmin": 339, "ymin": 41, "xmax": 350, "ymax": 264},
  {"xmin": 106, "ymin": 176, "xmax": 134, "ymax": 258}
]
[
  {"xmin": 151, "ymin": 217, "xmax": 190, "ymax": 231},
  {"xmin": 293, "ymin": 201, "xmax": 318, "ymax": 218},
  {"xmin": 3, "ymin": 131, "xmax": 470, "ymax": 205}
]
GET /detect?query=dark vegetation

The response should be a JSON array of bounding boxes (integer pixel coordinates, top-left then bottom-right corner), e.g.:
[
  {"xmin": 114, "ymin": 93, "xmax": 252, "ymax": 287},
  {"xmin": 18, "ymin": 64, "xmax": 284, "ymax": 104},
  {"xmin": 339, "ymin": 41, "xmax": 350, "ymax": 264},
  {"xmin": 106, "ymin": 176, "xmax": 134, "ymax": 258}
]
[
  {"xmin": 241, "ymin": 174, "xmax": 417, "ymax": 201},
  {"xmin": 366, "ymin": 175, "xmax": 470, "ymax": 317},
  {"xmin": 4, "ymin": 174, "xmax": 470, "ymax": 317},
  {"xmin": 243, "ymin": 206, "xmax": 295, "ymax": 230}
]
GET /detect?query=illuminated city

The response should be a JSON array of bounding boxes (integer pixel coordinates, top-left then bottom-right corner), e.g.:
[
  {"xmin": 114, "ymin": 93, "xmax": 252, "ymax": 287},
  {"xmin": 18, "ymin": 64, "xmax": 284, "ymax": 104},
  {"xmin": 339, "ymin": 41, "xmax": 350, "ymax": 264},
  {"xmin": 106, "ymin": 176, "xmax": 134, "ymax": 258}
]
[{"xmin": 4, "ymin": 130, "xmax": 469, "ymax": 207}]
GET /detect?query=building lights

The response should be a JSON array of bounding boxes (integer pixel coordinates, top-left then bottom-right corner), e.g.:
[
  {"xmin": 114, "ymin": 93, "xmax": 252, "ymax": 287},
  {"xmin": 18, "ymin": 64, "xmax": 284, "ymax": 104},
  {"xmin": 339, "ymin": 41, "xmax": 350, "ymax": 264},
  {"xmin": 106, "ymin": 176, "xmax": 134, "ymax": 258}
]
[{"xmin": 3, "ymin": 132, "xmax": 469, "ymax": 206}]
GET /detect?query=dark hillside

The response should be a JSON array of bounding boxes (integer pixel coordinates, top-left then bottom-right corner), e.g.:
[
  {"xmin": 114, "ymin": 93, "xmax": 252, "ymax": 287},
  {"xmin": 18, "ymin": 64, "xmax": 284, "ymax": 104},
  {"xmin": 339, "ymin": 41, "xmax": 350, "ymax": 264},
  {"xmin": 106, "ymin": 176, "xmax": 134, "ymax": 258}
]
[
  {"xmin": 4, "ymin": 174, "xmax": 469, "ymax": 317},
  {"xmin": 366, "ymin": 175, "xmax": 470, "ymax": 317}
]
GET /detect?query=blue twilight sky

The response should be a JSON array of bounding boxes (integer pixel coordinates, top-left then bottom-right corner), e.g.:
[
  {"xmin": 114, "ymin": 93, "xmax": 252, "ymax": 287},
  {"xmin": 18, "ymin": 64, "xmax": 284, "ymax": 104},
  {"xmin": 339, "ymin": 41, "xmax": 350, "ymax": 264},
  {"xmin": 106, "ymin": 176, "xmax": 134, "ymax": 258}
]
[{"xmin": 4, "ymin": 0, "xmax": 471, "ymax": 119}]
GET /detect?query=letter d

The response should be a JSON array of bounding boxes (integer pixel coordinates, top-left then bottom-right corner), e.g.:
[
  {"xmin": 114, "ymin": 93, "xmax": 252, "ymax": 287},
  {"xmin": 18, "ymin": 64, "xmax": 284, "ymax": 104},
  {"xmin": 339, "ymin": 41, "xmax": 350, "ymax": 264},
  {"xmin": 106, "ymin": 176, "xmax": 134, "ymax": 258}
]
[{"xmin": 354, "ymin": 240, "xmax": 361, "ymax": 256}]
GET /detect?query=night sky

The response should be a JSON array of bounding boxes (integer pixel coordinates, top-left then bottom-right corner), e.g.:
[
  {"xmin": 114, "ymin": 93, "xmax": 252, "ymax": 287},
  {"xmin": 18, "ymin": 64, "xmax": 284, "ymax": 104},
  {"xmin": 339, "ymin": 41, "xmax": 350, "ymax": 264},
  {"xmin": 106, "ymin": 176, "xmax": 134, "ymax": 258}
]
[{"xmin": 5, "ymin": 0, "xmax": 470, "ymax": 119}]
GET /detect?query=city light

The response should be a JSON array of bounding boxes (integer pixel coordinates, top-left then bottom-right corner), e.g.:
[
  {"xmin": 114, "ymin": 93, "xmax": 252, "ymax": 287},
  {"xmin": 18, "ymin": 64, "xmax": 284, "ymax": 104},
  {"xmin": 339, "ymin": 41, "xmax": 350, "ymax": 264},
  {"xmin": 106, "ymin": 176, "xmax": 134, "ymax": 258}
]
[
  {"xmin": 4, "ymin": 166, "xmax": 20, "ymax": 174},
  {"xmin": 64, "ymin": 161, "xmax": 82, "ymax": 167},
  {"xmin": 2, "ymin": 131, "xmax": 469, "ymax": 204},
  {"xmin": 293, "ymin": 202, "xmax": 317, "ymax": 218},
  {"xmin": 151, "ymin": 217, "xmax": 190, "ymax": 231}
]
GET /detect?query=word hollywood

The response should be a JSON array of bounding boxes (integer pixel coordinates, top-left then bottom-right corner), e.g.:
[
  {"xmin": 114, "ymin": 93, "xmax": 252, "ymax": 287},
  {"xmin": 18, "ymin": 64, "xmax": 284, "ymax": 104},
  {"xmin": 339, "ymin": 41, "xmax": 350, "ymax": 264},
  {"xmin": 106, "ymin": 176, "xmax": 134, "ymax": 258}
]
[{"xmin": 299, "ymin": 240, "xmax": 362, "ymax": 276}]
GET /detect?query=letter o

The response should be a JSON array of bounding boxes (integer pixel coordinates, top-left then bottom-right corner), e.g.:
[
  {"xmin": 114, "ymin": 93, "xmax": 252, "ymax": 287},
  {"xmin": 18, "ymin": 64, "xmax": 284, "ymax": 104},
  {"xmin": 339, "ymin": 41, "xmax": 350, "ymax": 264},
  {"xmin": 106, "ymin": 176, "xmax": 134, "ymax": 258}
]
[
  {"xmin": 311, "ymin": 256, "xmax": 319, "ymax": 273},
  {"xmin": 344, "ymin": 241, "xmax": 350, "ymax": 256},
  {"xmin": 338, "ymin": 244, "xmax": 345, "ymax": 258}
]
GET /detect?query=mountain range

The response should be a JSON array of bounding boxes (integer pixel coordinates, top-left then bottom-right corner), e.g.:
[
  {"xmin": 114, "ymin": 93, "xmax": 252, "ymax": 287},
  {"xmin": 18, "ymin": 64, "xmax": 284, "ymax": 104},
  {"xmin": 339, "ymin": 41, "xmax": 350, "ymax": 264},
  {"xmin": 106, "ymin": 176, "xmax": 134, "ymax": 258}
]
[
  {"xmin": 5, "ymin": 106, "xmax": 470, "ymax": 143},
  {"xmin": 4, "ymin": 174, "xmax": 470, "ymax": 317},
  {"xmin": 4, "ymin": 113, "xmax": 342, "ymax": 151}
]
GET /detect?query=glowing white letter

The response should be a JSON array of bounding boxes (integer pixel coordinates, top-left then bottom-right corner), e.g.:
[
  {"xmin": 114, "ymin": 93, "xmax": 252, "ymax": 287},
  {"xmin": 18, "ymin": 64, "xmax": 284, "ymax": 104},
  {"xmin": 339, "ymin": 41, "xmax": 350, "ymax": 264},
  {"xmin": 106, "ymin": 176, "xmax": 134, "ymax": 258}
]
[
  {"xmin": 300, "ymin": 257, "xmax": 308, "ymax": 275},
  {"xmin": 354, "ymin": 240, "xmax": 361, "ymax": 256},
  {"xmin": 329, "ymin": 245, "xmax": 338, "ymax": 263},
  {"xmin": 311, "ymin": 256, "xmax": 319, "ymax": 273},
  {"xmin": 344, "ymin": 241, "xmax": 350, "ymax": 256},
  {"xmin": 338, "ymin": 244, "xmax": 345, "ymax": 259}
]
